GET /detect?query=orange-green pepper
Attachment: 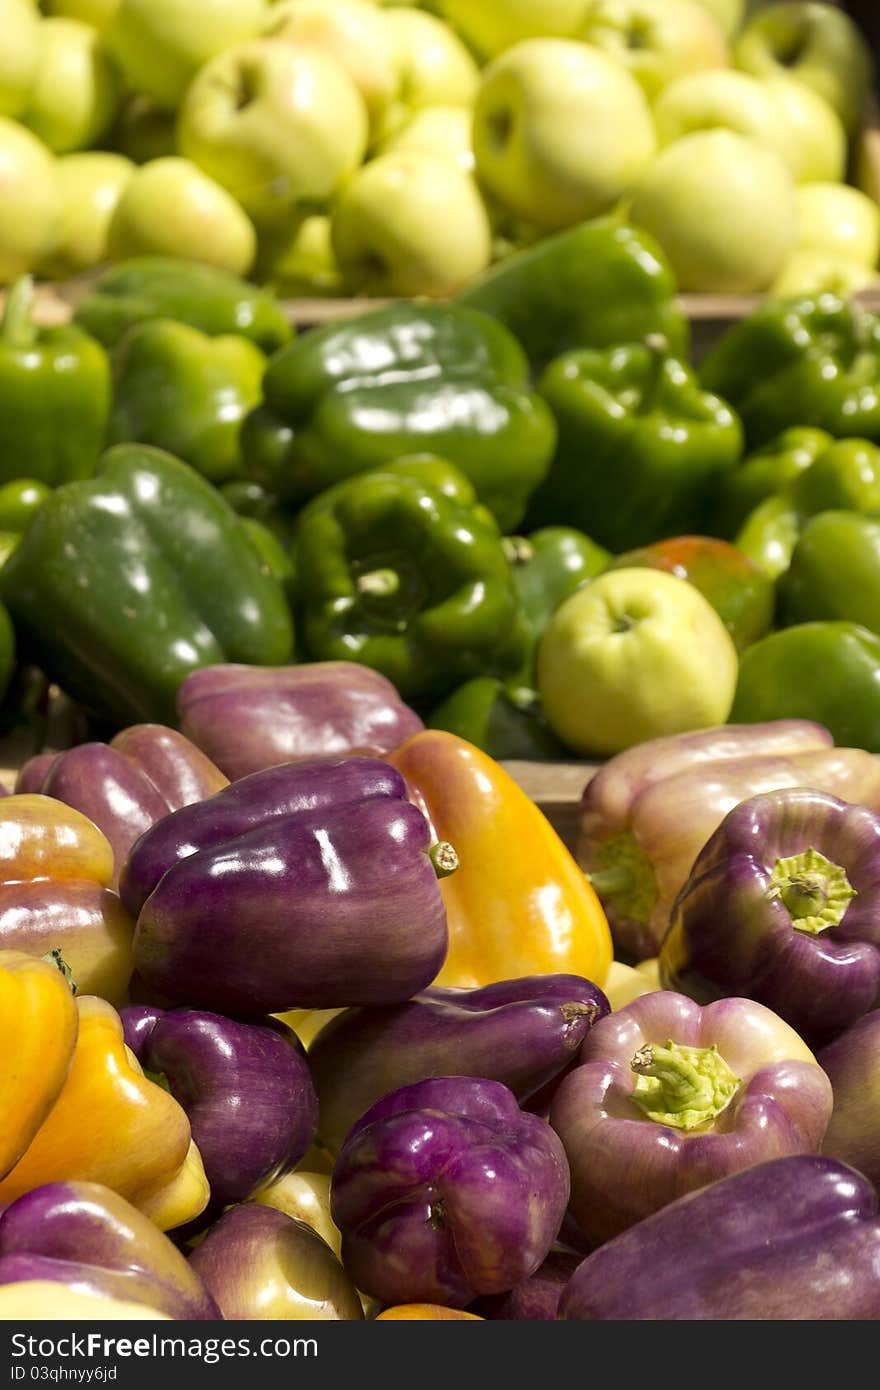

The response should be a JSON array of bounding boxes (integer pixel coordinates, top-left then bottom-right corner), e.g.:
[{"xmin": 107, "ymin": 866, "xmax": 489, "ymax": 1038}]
[
  {"xmin": 0, "ymin": 948, "xmax": 79, "ymax": 1180},
  {"xmin": 0, "ymin": 795, "xmax": 135, "ymax": 1006},
  {"xmin": 387, "ymin": 730, "xmax": 613, "ymax": 990},
  {"xmin": 0, "ymin": 994, "xmax": 209, "ymax": 1232}
]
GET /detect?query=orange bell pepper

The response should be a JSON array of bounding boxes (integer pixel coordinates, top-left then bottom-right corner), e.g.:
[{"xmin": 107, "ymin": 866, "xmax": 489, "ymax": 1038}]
[
  {"xmin": 0, "ymin": 795, "xmax": 134, "ymax": 1005},
  {"xmin": 387, "ymin": 731, "xmax": 613, "ymax": 991},
  {"xmin": 0, "ymin": 948, "xmax": 79, "ymax": 1180},
  {"xmin": 0, "ymin": 994, "xmax": 209, "ymax": 1231}
]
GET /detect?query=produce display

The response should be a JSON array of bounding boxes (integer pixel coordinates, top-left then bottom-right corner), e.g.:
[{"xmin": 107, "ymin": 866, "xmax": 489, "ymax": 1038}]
[{"xmin": 1, "ymin": 0, "xmax": 880, "ymax": 1334}]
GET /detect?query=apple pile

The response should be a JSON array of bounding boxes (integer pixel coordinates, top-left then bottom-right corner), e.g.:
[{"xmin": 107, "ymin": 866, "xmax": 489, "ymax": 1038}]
[{"xmin": 0, "ymin": 0, "xmax": 877, "ymax": 300}]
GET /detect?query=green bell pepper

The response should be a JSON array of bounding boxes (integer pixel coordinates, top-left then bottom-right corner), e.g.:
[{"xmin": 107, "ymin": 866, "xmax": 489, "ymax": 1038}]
[
  {"xmin": 0, "ymin": 277, "xmax": 111, "ymax": 489},
  {"xmin": 0, "ymin": 444, "xmax": 295, "ymax": 730},
  {"xmin": 456, "ymin": 218, "xmax": 690, "ymax": 371},
  {"xmin": 779, "ymin": 511, "xmax": 880, "ymax": 636},
  {"xmin": 525, "ymin": 340, "xmax": 743, "ymax": 551},
  {"xmin": 504, "ymin": 526, "xmax": 610, "ymax": 681},
  {"xmin": 292, "ymin": 470, "xmax": 527, "ymax": 702},
  {"xmin": 72, "ymin": 256, "xmax": 293, "ymax": 354},
  {"xmin": 0, "ymin": 479, "xmax": 52, "ymax": 572},
  {"xmin": 240, "ymin": 301, "xmax": 557, "ymax": 534},
  {"xmin": 108, "ymin": 319, "xmax": 266, "ymax": 484},
  {"xmin": 731, "ymin": 620, "xmax": 880, "ymax": 753},
  {"xmin": 700, "ymin": 294, "xmax": 880, "ymax": 448},
  {"xmin": 708, "ymin": 427, "xmax": 833, "ymax": 539},
  {"xmin": 735, "ymin": 438, "xmax": 880, "ymax": 580},
  {"xmin": 426, "ymin": 677, "xmax": 567, "ymax": 762}
]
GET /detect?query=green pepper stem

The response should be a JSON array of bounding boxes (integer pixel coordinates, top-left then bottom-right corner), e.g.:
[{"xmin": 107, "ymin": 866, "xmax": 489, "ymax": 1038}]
[
  {"xmin": 1, "ymin": 276, "xmax": 38, "ymax": 348},
  {"xmin": 357, "ymin": 568, "xmax": 400, "ymax": 598},
  {"xmin": 642, "ymin": 332, "xmax": 670, "ymax": 412},
  {"xmin": 429, "ymin": 841, "xmax": 459, "ymax": 879},
  {"xmin": 501, "ymin": 536, "xmax": 533, "ymax": 566},
  {"xmin": 586, "ymin": 866, "xmax": 634, "ymax": 898},
  {"xmin": 767, "ymin": 845, "xmax": 857, "ymax": 936},
  {"xmin": 41, "ymin": 947, "xmax": 77, "ymax": 997},
  {"xmin": 630, "ymin": 1039, "xmax": 740, "ymax": 1131}
]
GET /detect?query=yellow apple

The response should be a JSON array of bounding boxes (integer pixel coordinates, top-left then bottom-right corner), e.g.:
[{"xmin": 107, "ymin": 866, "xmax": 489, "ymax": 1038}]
[
  {"xmin": 578, "ymin": 0, "xmax": 730, "ymax": 103},
  {"xmin": 0, "ymin": 118, "xmax": 61, "ymax": 283},
  {"xmin": 693, "ymin": 0, "xmax": 745, "ymax": 36},
  {"xmin": 43, "ymin": 0, "xmax": 120, "ymax": 27},
  {"xmin": 331, "ymin": 150, "xmax": 492, "ymax": 296},
  {"xmin": 0, "ymin": 0, "xmax": 41, "ymax": 118},
  {"xmin": 795, "ymin": 182, "xmax": 880, "ymax": 268},
  {"xmin": 435, "ymin": 0, "xmax": 591, "ymax": 59},
  {"xmin": 256, "ymin": 212, "xmax": 346, "ymax": 297},
  {"xmin": 762, "ymin": 73, "xmax": 847, "ymax": 184},
  {"xmin": 38, "ymin": 150, "xmax": 134, "ymax": 278},
  {"xmin": 379, "ymin": 7, "xmax": 480, "ymax": 141},
  {"xmin": 473, "ymin": 39, "xmax": 656, "ymax": 232},
  {"xmin": 20, "ymin": 16, "xmax": 122, "ymax": 154},
  {"xmin": 630, "ymin": 129, "xmax": 798, "ymax": 293},
  {"xmin": 771, "ymin": 252, "xmax": 880, "ymax": 299},
  {"xmin": 653, "ymin": 70, "xmax": 793, "ymax": 166},
  {"xmin": 377, "ymin": 104, "xmax": 474, "ymax": 174}
]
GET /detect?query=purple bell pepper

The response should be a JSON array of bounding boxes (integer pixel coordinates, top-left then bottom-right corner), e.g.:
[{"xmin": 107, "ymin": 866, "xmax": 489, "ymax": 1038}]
[
  {"xmin": 818, "ymin": 1009, "xmax": 880, "ymax": 1188},
  {"xmin": 176, "ymin": 661, "xmax": 424, "ymax": 781},
  {"xmin": 330, "ymin": 1076, "xmax": 570, "ymax": 1309},
  {"xmin": 122, "ymin": 757, "xmax": 450, "ymax": 1014},
  {"xmin": 120, "ymin": 1005, "xmax": 318, "ymax": 1208},
  {"xmin": 549, "ymin": 989, "xmax": 833, "ymax": 1248},
  {"xmin": 0, "ymin": 1181, "xmax": 220, "ymax": 1320},
  {"xmin": 470, "ymin": 1249, "xmax": 581, "ymax": 1320},
  {"xmin": 559, "ymin": 1154, "xmax": 880, "ymax": 1320},
  {"xmin": 660, "ymin": 787, "xmax": 880, "ymax": 1047},
  {"xmin": 309, "ymin": 974, "xmax": 610, "ymax": 1155}
]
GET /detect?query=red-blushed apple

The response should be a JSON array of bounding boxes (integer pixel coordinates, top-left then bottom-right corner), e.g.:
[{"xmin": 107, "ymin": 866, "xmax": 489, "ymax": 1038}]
[
  {"xmin": 38, "ymin": 150, "xmax": 134, "ymax": 278},
  {"xmin": 264, "ymin": 0, "xmax": 400, "ymax": 142},
  {"xmin": 176, "ymin": 38, "xmax": 369, "ymax": 230},
  {"xmin": 578, "ymin": 0, "xmax": 731, "ymax": 103},
  {"xmin": 0, "ymin": 0, "xmax": 41, "ymax": 119},
  {"xmin": 0, "ymin": 118, "xmax": 61, "ymax": 283},
  {"xmin": 770, "ymin": 252, "xmax": 880, "ymax": 298},
  {"xmin": 536, "ymin": 567, "xmax": 739, "ymax": 757},
  {"xmin": 435, "ymin": 0, "xmax": 591, "ymax": 59},
  {"xmin": 377, "ymin": 104, "xmax": 475, "ymax": 175},
  {"xmin": 378, "ymin": 7, "xmax": 480, "ymax": 141},
  {"xmin": 762, "ymin": 73, "xmax": 846, "ymax": 183},
  {"xmin": 331, "ymin": 149, "xmax": 492, "ymax": 297},
  {"xmin": 106, "ymin": 156, "xmax": 256, "ymax": 277},
  {"xmin": 472, "ymin": 38, "xmax": 656, "ymax": 232},
  {"xmin": 795, "ymin": 181, "xmax": 880, "ymax": 268},
  {"xmin": 105, "ymin": 0, "xmax": 268, "ymax": 111},
  {"xmin": 20, "ymin": 16, "xmax": 122, "ymax": 154},
  {"xmin": 630, "ymin": 129, "xmax": 798, "ymax": 293}
]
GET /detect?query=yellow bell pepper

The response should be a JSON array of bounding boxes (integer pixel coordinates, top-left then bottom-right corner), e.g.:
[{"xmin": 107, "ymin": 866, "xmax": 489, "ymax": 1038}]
[
  {"xmin": 0, "ymin": 994, "xmax": 209, "ymax": 1230},
  {"xmin": 0, "ymin": 1283, "xmax": 172, "ymax": 1320},
  {"xmin": 0, "ymin": 948, "xmax": 79, "ymax": 1180},
  {"xmin": 0, "ymin": 795, "xmax": 134, "ymax": 1005},
  {"xmin": 388, "ymin": 730, "xmax": 613, "ymax": 990}
]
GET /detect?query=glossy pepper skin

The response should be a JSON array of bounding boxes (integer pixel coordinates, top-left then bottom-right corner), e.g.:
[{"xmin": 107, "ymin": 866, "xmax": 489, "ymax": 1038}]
[
  {"xmin": 16, "ymin": 725, "xmax": 227, "ymax": 887},
  {"xmin": 577, "ymin": 720, "xmax": 880, "ymax": 961},
  {"xmin": 708, "ymin": 426, "xmax": 832, "ymax": 539},
  {"xmin": 330, "ymin": 1076, "xmax": 571, "ymax": 1309},
  {"xmin": 526, "ymin": 342, "xmax": 743, "ymax": 551},
  {"xmin": 0, "ymin": 1182, "xmax": 219, "ymax": 1320},
  {"xmin": 426, "ymin": 678, "xmax": 567, "ymax": 762},
  {"xmin": 108, "ymin": 319, "xmax": 266, "ymax": 485},
  {"xmin": 0, "ymin": 794, "xmax": 135, "ymax": 1006},
  {"xmin": 661, "ymin": 789, "xmax": 880, "ymax": 1048},
  {"xmin": 0, "ymin": 994, "xmax": 209, "ymax": 1233},
  {"xmin": 0, "ymin": 951, "xmax": 78, "ymax": 1182},
  {"xmin": 291, "ymin": 472, "xmax": 527, "ymax": 703},
  {"xmin": 308, "ymin": 973, "xmax": 610, "ymax": 1155},
  {"xmin": 240, "ymin": 301, "xmax": 556, "ymax": 533},
  {"xmin": 456, "ymin": 218, "xmax": 689, "ymax": 371},
  {"xmin": 122, "ymin": 757, "xmax": 450, "ymax": 1015},
  {"xmin": 0, "ymin": 277, "xmax": 111, "ymax": 488},
  {"xmin": 471, "ymin": 1249, "xmax": 581, "ymax": 1321},
  {"xmin": 817, "ymin": 1010, "xmax": 880, "ymax": 1187},
  {"xmin": 732, "ymin": 622, "xmax": 880, "ymax": 753},
  {"xmin": 176, "ymin": 661, "xmax": 424, "ymax": 781},
  {"xmin": 0, "ymin": 479, "xmax": 52, "ymax": 572},
  {"xmin": 0, "ymin": 444, "xmax": 295, "ymax": 730},
  {"xmin": 699, "ymin": 293, "xmax": 880, "ymax": 448},
  {"xmin": 73, "ymin": 256, "xmax": 293, "ymax": 354},
  {"xmin": 781, "ymin": 511, "xmax": 880, "ymax": 637},
  {"xmin": 121, "ymin": 1005, "xmax": 318, "ymax": 1208},
  {"xmin": 388, "ymin": 730, "xmax": 613, "ymax": 991},
  {"xmin": 559, "ymin": 1155, "xmax": 880, "ymax": 1320},
  {"xmin": 505, "ymin": 526, "xmax": 610, "ymax": 683},
  {"xmin": 549, "ymin": 990, "xmax": 832, "ymax": 1248}
]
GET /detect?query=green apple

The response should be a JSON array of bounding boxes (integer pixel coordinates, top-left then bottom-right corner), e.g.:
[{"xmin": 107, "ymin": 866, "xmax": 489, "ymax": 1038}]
[
  {"xmin": 37, "ymin": 150, "xmax": 134, "ymax": 278},
  {"xmin": 761, "ymin": 73, "xmax": 846, "ymax": 183},
  {"xmin": 331, "ymin": 149, "xmax": 492, "ymax": 296},
  {"xmin": 795, "ymin": 181, "xmax": 880, "ymax": 268},
  {"xmin": 771, "ymin": 252, "xmax": 880, "ymax": 298},
  {"xmin": 264, "ymin": 0, "xmax": 400, "ymax": 140},
  {"xmin": 377, "ymin": 104, "xmax": 474, "ymax": 174},
  {"xmin": 472, "ymin": 39, "xmax": 656, "ymax": 233},
  {"xmin": 379, "ymin": 8, "xmax": 480, "ymax": 141},
  {"xmin": 0, "ymin": 0, "xmax": 41, "ymax": 118},
  {"xmin": 735, "ymin": 1, "xmax": 873, "ymax": 134},
  {"xmin": 256, "ymin": 212, "xmax": 346, "ymax": 297},
  {"xmin": 536, "ymin": 567, "xmax": 739, "ymax": 757},
  {"xmin": 578, "ymin": 0, "xmax": 731, "ymax": 103},
  {"xmin": 177, "ymin": 38, "xmax": 368, "ymax": 229},
  {"xmin": 630, "ymin": 128, "xmax": 798, "ymax": 292},
  {"xmin": 692, "ymin": 0, "xmax": 746, "ymax": 36},
  {"xmin": 20, "ymin": 17, "xmax": 122, "ymax": 154},
  {"xmin": 105, "ymin": 0, "xmax": 268, "ymax": 111},
  {"xmin": 654, "ymin": 69, "xmax": 792, "ymax": 160},
  {"xmin": 43, "ymin": 0, "xmax": 120, "ymax": 28},
  {"xmin": 106, "ymin": 156, "xmax": 257, "ymax": 276},
  {"xmin": 434, "ymin": 0, "xmax": 590, "ymax": 59},
  {"xmin": 0, "ymin": 117, "xmax": 61, "ymax": 283},
  {"xmin": 109, "ymin": 95, "xmax": 178, "ymax": 165}
]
